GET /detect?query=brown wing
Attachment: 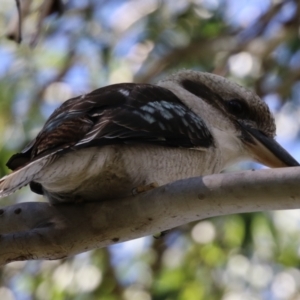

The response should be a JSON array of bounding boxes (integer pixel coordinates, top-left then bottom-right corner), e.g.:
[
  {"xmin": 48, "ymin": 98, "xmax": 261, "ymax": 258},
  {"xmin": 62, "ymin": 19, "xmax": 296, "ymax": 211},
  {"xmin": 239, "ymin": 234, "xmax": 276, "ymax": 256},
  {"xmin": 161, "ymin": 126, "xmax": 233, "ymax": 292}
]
[{"xmin": 7, "ymin": 83, "xmax": 213, "ymax": 172}]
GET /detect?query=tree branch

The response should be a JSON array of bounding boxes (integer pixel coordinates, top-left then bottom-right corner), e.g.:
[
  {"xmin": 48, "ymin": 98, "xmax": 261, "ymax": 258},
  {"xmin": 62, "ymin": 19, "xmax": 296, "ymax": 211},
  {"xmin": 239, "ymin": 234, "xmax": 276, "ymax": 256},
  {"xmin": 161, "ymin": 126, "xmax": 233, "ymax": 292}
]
[
  {"xmin": 6, "ymin": 0, "xmax": 31, "ymax": 42},
  {"xmin": 1, "ymin": 167, "xmax": 300, "ymax": 265}
]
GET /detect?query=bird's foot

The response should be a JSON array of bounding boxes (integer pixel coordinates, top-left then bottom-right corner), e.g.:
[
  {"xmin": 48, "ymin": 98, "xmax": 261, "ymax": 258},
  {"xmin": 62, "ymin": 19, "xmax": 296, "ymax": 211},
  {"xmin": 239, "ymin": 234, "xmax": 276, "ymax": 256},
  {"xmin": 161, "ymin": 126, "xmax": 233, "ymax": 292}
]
[
  {"xmin": 132, "ymin": 182, "xmax": 159, "ymax": 195},
  {"xmin": 153, "ymin": 230, "xmax": 170, "ymax": 239}
]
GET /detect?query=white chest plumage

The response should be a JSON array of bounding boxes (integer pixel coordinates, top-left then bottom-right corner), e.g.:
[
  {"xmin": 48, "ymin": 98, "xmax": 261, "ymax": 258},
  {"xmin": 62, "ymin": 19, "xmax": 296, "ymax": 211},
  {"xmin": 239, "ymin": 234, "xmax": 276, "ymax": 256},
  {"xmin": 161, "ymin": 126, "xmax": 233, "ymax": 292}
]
[{"xmin": 37, "ymin": 144, "xmax": 221, "ymax": 203}]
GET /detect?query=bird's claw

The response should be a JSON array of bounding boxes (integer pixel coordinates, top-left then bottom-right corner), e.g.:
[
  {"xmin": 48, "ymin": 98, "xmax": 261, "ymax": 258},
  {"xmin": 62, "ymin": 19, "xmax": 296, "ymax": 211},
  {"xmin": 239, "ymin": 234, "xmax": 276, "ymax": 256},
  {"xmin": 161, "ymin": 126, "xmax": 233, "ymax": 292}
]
[
  {"xmin": 153, "ymin": 230, "xmax": 170, "ymax": 239},
  {"xmin": 132, "ymin": 182, "xmax": 159, "ymax": 195}
]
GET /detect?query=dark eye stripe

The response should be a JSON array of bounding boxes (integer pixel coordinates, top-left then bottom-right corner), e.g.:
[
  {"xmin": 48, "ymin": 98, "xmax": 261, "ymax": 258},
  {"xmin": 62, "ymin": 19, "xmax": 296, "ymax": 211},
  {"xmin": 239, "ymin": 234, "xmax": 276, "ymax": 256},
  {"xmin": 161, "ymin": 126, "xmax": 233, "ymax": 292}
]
[
  {"xmin": 181, "ymin": 79, "xmax": 223, "ymax": 110},
  {"xmin": 181, "ymin": 79, "xmax": 253, "ymax": 121}
]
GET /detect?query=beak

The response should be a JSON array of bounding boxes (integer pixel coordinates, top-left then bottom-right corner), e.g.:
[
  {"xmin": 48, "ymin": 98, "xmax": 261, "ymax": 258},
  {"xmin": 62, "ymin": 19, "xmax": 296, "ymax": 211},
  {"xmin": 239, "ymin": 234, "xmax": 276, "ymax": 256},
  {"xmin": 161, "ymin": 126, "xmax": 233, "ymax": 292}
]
[{"xmin": 240, "ymin": 125, "xmax": 299, "ymax": 168}]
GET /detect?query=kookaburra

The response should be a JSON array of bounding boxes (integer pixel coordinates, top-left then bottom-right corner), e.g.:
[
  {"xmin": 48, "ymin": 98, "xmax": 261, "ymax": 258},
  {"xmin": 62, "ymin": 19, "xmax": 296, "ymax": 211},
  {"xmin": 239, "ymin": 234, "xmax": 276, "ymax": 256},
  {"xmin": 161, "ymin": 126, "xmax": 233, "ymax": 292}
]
[{"xmin": 0, "ymin": 70, "xmax": 298, "ymax": 203}]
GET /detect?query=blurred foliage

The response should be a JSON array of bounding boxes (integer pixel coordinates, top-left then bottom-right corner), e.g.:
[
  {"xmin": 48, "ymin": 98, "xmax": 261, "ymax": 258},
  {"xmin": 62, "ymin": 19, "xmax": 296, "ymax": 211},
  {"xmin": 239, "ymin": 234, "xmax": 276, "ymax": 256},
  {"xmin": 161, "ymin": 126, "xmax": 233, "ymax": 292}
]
[{"xmin": 0, "ymin": 0, "xmax": 300, "ymax": 299}]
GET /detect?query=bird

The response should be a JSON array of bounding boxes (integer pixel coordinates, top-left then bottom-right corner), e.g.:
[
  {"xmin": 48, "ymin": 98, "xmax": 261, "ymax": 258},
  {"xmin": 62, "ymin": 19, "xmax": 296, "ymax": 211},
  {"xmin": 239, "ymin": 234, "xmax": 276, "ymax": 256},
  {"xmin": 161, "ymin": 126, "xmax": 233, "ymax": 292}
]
[{"xmin": 0, "ymin": 70, "xmax": 298, "ymax": 204}]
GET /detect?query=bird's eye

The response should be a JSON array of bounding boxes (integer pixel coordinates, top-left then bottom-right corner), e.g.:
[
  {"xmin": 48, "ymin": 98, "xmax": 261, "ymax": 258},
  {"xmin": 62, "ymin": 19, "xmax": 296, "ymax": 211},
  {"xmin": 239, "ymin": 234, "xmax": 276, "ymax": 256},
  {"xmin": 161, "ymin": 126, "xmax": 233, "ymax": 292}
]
[{"xmin": 226, "ymin": 99, "xmax": 247, "ymax": 117}]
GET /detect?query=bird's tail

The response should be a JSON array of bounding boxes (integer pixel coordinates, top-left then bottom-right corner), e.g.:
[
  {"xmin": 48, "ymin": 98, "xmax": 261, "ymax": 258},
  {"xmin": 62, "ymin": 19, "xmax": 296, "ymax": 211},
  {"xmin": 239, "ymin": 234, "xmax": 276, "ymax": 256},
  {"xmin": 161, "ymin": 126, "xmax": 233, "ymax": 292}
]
[{"xmin": 0, "ymin": 156, "xmax": 51, "ymax": 198}]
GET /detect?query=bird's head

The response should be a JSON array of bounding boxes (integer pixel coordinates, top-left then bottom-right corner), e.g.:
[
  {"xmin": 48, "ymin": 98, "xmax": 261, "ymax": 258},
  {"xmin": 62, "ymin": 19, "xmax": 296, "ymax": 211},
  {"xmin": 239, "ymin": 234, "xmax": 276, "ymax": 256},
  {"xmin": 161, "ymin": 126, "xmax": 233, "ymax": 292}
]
[{"xmin": 159, "ymin": 70, "xmax": 299, "ymax": 168}]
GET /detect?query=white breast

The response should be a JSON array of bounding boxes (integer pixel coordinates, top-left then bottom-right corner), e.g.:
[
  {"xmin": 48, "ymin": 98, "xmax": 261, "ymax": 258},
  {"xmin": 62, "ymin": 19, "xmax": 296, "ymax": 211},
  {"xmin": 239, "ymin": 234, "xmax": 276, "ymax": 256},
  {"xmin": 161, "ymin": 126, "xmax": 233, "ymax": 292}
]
[{"xmin": 36, "ymin": 144, "xmax": 222, "ymax": 203}]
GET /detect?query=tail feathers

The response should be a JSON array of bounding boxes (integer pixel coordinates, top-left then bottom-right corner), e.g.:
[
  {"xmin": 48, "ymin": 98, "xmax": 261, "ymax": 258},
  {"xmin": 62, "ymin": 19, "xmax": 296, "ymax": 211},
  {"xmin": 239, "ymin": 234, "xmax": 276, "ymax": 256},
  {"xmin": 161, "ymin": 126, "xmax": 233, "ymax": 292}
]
[{"xmin": 0, "ymin": 155, "xmax": 51, "ymax": 198}]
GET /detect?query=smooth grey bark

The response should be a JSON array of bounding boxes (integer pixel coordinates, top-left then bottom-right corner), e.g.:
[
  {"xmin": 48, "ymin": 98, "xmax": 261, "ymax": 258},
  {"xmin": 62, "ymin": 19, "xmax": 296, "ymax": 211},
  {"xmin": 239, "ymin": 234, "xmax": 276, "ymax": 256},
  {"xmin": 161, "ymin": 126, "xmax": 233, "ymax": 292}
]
[{"xmin": 0, "ymin": 166, "xmax": 299, "ymax": 265}]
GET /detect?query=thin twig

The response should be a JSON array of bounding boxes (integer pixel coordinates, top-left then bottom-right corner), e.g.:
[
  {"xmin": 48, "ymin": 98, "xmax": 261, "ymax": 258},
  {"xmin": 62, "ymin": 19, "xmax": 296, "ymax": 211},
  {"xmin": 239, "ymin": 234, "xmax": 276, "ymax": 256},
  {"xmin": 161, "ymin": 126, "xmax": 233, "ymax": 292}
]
[
  {"xmin": 15, "ymin": 0, "xmax": 22, "ymax": 43},
  {"xmin": 6, "ymin": 0, "xmax": 31, "ymax": 43}
]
